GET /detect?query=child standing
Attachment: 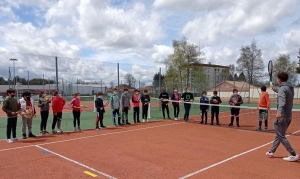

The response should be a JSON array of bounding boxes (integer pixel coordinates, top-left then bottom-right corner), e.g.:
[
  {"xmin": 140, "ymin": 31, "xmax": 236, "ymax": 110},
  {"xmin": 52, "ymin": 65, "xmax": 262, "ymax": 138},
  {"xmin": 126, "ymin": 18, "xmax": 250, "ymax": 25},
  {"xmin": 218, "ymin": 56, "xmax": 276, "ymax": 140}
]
[
  {"xmin": 171, "ymin": 88, "xmax": 180, "ymax": 120},
  {"xmin": 228, "ymin": 89, "xmax": 243, "ymax": 127},
  {"xmin": 69, "ymin": 93, "xmax": 81, "ymax": 131},
  {"xmin": 52, "ymin": 90, "xmax": 66, "ymax": 133},
  {"xmin": 38, "ymin": 90, "xmax": 50, "ymax": 135},
  {"xmin": 181, "ymin": 88, "xmax": 194, "ymax": 122},
  {"xmin": 121, "ymin": 88, "xmax": 131, "ymax": 125},
  {"xmin": 200, "ymin": 91, "xmax": 209, "ymax": 124},
  {"xmin": 210, "ymin": 91, "xmax": 222, "ymax": 126},
  {"xmin": 110, "ymin": 88, "xmax": 123, "ymax": 127},
  {"xmin": 19, "ymin": 91, "xmax": 36, "ymax": 139},
  {"xmin": 257, "ymin": 86, "xmax": 270, "ymax": 132},
  {"xmin": 141, "ymin": 89, "xmax": 150, "ymax": 122},
  {"xmin": 159, "ymin": 88, "xmax": 171, "ymax": 119},
  {"xmin": 2, "ymin": 88, "xmax": 21, "ymax": 143},
  {"xmin": 132, "ymin": 89, "xmax": 141, "ymax": 123},
  {"xmin": 95, "ymin": 92, "xmax": 109, "ymax": 130}
]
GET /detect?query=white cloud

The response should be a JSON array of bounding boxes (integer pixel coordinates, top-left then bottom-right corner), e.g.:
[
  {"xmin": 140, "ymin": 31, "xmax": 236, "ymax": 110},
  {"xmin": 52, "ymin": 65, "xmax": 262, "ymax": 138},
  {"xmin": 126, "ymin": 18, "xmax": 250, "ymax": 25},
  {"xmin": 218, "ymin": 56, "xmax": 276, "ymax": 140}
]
[
  {"xmin": 151, "ymin": 45, "xmax": 173, "ymax": 63},
  {"xmin": 0, "ymin": 6, "xmax": 18, "ymax": 21},
  {"xmin": 0, "ymin": 22, "xmax": 81, "ymax": 57}
]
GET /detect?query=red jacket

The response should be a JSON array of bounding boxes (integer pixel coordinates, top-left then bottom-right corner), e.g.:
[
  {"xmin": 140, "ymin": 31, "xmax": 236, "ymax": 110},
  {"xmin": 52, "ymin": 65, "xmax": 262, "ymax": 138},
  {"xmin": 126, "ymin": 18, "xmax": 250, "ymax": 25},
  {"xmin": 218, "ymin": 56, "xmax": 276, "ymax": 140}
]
[
  {"xmin": 69, "ymin": 98, "xmax": 80, "ymax": 111},
  {"xmin": 132, "ymin": 94, "xmax": 139, "ymax": 107},
  {"xmin": 52, "ymin": 97, "xmax": 66, "ymax": 113}
]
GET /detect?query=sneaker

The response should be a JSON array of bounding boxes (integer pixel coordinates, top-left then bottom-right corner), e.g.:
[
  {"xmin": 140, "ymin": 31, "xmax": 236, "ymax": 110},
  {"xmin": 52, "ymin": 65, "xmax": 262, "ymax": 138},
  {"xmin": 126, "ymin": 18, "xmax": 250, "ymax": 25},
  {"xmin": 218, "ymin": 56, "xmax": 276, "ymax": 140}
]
[
  {"xmin": 40, "ymin": 131, "xmax": 44, "ymax": 135},
  {"xmin": 256, "ymin": 126, "xmax": 261, "ymax": 131},
  {"xmin": 118, "ymin": 123, "xmax": 124, "ymax": 126},
  {"xmin": 95, "ymin": 127, "xmax": 100, "ymax": 130},
  {"xmin": 228, "ymin": 123, "xmax": 233, "ymax": 127},
  {"xmin": 73, "ymin": 128, "xmax": 77, "ymax": 131},
  {"xmin": 146, "ymin": 119, "xmax": 149, "ymax": 122},
  {"xmin": 22, "ymin": 134, "xmax": 27, "ymax": 139},
  {"xmin": 168, "ymin": 117, "xmax": 171, "ymax": 120},
  {"xmin": 283, "ymin": 155, "xmax": 299, "ymax": 162},
  {"xmin": 7, "ymin": 139, "xmax": 13, "ymax": 143},
  {"xmin": 126, "ymin": 122, "xmax": 131, "ymax": 125},
  {"xmin": 57, "ymin": 129, "xmax": 63, "ymax": 133},
  {"xmin": 44, "ymin": 131, "xmax": 50, "ymax": 134},
  {"xmin": 52, "ymin": 130, "xmax": 57, "ymax": 134},
  {"xmin": 266, "ymin": 151, "xmax": 274, "ymax": 158},
  {"xmin": 142, "ymin": 119, "xmax": 146, "ymax": 122},
  {"xmin": 264, "ymin": 128, "xmax": 268, "ymax": 132},
  {"xmin": 200, "ymin": 121, "xmax": 203, "ymax": 124},
  {"xmin": 114, "ymin": 123, "xmax": 119, "ymax": 127},
  {"xmin": 13, "ymin": 138, "xmax": 20, "ymax": 142},
  {"xmin": 28, "ymin": 133, "xmax": 36, "ymax": 137},
  {"xmin": 237, "ymin": 124, "xmax": 240, "ymax": 127},
  {"xmin": 216, "ymin": 123, "xmax": 221, "ymax": 126},
  {"xmin": 78, "ymin": 127, "xmax": 81, "ymax": 131},
  {"xmin": 210, "ymin": 123, "xmax": 214, "ymax": 125}
]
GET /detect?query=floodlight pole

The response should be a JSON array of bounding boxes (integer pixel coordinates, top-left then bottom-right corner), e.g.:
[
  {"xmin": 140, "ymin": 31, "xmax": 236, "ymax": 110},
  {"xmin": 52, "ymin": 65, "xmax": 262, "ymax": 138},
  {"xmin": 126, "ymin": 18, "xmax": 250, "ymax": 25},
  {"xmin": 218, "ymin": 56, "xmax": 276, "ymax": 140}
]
[{"xmin": 10, "ymin": 58, "xmax": 18, "ymax": 89}]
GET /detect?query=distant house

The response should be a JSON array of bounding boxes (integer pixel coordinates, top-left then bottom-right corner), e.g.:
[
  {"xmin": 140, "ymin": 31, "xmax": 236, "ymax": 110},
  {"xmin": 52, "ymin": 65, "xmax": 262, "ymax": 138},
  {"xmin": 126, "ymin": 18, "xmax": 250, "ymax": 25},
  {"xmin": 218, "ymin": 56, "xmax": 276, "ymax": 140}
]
[{"xmin": 207, "ymin": 81, "xmax": 255, "ymax": 92}]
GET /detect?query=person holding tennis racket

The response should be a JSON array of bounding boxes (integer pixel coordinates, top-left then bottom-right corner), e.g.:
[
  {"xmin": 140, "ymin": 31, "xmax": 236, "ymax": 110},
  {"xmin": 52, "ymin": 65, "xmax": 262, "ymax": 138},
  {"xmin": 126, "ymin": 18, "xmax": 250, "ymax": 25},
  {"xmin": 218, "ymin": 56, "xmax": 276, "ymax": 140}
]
[
  {"xmin": 256, "ymin": 86, "xmax": 270, "ymax": 132},
  {"xmin": 266, "ymin": 72, "xmax": 299, "ymax": 162},
  {"xmin": 69, "ymin": 92, "xmax": 81, "ymax": 131},
  {"xmin": 19, "ymin": 91, "xmax": 37, "ymax": 139},
  {"xmin": 228, "ymin": 89, "xmax": 243, "ymax": 127},
  {"xmin": 38, "ymin": 90, "xmax": 51, "ymax": 135},
  {"xmin": 2, "ymin": 88, "xmax": 21, "ymax": 143},
  {"xmin": 52, "ymin": 90, "xmax": 66, "ymax": 134}
]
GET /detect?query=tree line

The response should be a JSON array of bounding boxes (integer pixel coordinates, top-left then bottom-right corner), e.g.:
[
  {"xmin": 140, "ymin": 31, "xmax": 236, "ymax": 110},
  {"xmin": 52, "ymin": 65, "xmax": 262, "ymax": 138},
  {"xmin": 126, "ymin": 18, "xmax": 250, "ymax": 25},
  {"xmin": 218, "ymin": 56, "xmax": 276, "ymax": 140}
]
[
  {"xmin": 0, "ymin": 76, "xmax": 55, "ymax": 85},
  {"xmin": 158, "ymin": 37, "xmax": 299, "ymax": 92}
]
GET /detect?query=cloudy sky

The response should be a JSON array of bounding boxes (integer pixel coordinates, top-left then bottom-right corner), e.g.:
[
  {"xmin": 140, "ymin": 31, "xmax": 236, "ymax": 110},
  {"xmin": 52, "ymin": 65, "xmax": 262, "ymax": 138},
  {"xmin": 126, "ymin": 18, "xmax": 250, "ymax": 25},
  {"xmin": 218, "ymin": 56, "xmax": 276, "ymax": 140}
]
[{"xmin": 0, "ymin": 0, "xmax": 299, "ymax": 86}]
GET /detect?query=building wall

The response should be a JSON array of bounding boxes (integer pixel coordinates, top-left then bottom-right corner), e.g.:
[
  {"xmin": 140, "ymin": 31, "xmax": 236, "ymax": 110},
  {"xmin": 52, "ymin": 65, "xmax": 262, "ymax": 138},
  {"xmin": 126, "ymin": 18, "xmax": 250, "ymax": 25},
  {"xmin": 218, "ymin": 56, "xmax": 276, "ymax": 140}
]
[{"xmin": 203, "ymin": 66, "xmax": 227, "ymax": 89}]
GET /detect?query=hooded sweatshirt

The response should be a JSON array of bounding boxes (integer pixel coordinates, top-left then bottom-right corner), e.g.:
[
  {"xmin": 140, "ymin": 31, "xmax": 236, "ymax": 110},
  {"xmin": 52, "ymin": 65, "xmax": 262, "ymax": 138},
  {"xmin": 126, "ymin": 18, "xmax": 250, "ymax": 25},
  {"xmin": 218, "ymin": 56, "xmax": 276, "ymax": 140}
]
[
  {"xmin": 132, "ymin": 94, "xmax": 140, "ymax": 108},
  {"xmin": 52, "ymin": 96, "xmax": 66, "ymax": 114},
  {"xmin": 273, "ymin": 82, "xmax": 294, "ymax": 119},
  {"xmin": 121, "ymin": 92, "xmax": 131, "ymax": 108},
  {"xmin": 110, "ymin": 94, "xmax": 120, "ymax": 110},
  {"xmin": 69, "ymin": 97, "xmax": 81, "ymax": 111},
  {"xmin": 258, "ymin": 92, "xmax": 270, "ymax": 109}
]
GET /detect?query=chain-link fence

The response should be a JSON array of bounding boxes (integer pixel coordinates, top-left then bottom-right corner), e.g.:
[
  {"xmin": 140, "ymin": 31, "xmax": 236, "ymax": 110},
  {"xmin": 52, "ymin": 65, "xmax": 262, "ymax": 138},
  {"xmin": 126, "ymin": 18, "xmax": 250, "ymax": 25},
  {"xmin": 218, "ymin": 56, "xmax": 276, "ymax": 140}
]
[{"xmin": 0, "ymin": 50, "xmax": 161, "ymax": 102}]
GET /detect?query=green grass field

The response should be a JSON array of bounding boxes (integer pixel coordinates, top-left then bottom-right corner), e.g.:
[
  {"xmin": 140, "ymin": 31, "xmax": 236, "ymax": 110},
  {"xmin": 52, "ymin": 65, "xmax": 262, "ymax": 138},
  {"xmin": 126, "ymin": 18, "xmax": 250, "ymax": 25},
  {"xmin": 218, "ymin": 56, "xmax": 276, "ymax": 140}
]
[{"xmin": 1, "ymin": 100, "xmax": 300, "ymax": 140}]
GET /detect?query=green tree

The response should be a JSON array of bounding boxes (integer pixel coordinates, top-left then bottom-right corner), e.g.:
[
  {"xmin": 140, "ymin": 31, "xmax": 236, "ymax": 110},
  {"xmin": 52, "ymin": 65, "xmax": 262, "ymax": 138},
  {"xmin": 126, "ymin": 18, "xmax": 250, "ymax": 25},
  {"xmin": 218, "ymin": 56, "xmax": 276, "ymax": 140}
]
[
  {"xmin": 238, "ymin": 72, "xmax": 246, "ymax": 81},
  {"xmin": 164, "ymin": 36, "xmax": 204, "ymax": 92},
  {"xmin": 236, "ymin": 40, "xmax": 264, "ymax": 85}
]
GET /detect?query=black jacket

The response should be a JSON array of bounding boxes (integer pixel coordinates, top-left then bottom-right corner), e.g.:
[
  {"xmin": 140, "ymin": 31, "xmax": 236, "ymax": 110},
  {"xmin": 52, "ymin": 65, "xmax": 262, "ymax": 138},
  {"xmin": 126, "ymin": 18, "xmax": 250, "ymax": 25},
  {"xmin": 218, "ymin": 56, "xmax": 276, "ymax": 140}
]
[
  {"xmin": 141, "ymin": 94, "xmax": 150, "ymax": 105},
  {"xmin": 159, "ymin": 91, "xmax": 169, "ymax": 104},
  {"xmin": 95, "ymin": 97, "xmax": 105, "ymax": 113},
  {"xmin": 210, "ymin": 96, "xmax": 222, "ymax": 109},
  {"xmin": 171, "ymin": 93, "xmax": 181, "ymax": 105}
]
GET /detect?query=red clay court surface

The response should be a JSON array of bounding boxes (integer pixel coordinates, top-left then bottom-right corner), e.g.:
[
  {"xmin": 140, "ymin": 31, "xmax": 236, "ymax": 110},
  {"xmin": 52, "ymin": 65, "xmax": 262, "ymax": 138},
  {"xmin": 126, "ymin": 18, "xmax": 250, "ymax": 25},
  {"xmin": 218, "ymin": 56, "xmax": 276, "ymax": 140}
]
[{"xmin": 0, "ymin": 113, "xmax": 300, "ymax": 179}]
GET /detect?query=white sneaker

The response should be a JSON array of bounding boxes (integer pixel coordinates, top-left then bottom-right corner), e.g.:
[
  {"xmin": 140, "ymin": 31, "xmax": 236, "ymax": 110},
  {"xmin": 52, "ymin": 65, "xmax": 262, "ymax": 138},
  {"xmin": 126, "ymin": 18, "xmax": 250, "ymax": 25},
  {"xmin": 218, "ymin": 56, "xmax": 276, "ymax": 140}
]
[
  {"xmin": 13, "ymin": 138, "xmax": 20, "ymax": 142},
  {"xmin": 57, "ymin": 129, "xmax": 62, "ymax": 133},
  {"xmin": 142, "ymin": 119, "xmax": 145, "ymax": 122},
  {"xmin": 283, "ymin": 155, "xmax": 299, "ymax": 162},
  {"xmin": 175, "ymin": 118, "xmax": 178, "ymax": 120},
  {"xmin": 7, "ymin": 139, "xmax": 13, "ymax": 143},
  {"xmin": 146, "ymin": 119, "xmax": 149, "ymax": 122},
  {"xmin": 266, "ymin": 152, "xmax": 274, "ymax": 158}
]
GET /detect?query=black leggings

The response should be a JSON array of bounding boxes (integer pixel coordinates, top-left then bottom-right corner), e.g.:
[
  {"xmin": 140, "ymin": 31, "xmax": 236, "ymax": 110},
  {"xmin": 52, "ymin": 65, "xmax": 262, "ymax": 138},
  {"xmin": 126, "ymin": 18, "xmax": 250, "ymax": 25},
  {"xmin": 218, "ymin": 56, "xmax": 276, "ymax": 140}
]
[
  {"xmin": 52, "ymin": 112, "xmax": 62, "ymax": 130},
  {"xmin": 73, "ymin": 110, "xmax": 81, "ymax": 127},
  {"xmin": 142, "ymin": 104, "xmax": 149, "ymax": 119},
  {"xmin": 162, "ymin": 103, "xmax": 170, "ymax": 118},
  {"xmin": 133, "ymin": 107, "xmax": 140, "ymax": 123},
  {"xmin": 7, "ymin": 117, "xmax": 17, "ymax": 139},
  {"xmin": 40, "ymin": 111, "xmax": 49, "ymax": 131},
  {"xmin": 173, "ymin": 105, "xmax": 179, "ymax": 118}
]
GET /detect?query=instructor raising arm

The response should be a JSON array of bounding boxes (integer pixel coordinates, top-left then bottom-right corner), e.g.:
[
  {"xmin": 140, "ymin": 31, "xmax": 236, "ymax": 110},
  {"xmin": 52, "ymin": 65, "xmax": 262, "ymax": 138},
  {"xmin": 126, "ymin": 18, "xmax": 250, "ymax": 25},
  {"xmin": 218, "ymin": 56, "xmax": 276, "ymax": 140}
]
[{"xmin": 266, "ymin": 72, "xmax": 299, "ymax": 162}]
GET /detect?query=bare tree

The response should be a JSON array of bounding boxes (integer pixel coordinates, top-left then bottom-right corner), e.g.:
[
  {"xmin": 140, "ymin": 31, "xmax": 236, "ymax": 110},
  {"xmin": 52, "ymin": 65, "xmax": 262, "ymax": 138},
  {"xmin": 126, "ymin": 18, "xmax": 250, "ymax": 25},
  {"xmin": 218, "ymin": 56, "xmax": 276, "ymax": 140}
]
[
  {"xmin": 109, "ymin": 81, "xmax": 115, "ymax": 88},
  {"xmin": 236, "ymin": 40, "xmax": 264, "ymax": 85},
  {"xmin": 140, "ymin": 82, "xmax": 146, "ymax": 88},
  {"xmin": 124, "ymin": 73, "xmax": 136, "ymax": 87},
  {"xmin": 273, "ymin": 54, "xmax": 297, "ymax": 84}
]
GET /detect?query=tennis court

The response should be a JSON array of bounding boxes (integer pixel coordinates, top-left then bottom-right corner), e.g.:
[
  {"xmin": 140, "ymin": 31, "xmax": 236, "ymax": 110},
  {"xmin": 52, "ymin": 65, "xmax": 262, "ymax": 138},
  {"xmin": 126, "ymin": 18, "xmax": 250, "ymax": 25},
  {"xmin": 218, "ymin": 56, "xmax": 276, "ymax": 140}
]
[
  {"xmin": 0, "ymin": 102, "xmax": 300, "ymax": 178},
  {"xmin": 0, "ymin": 120, "xmax": 299, "ymax": 178}
]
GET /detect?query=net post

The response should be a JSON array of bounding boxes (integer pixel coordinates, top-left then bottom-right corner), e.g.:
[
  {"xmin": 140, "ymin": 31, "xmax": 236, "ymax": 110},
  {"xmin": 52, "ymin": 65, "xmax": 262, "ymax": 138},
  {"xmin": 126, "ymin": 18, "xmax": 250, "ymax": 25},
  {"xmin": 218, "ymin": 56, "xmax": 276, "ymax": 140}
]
[
  {"xmin": 147, "ymin": 103, "xmax": 151, "ymax": 119},
  {"xmin": 93, "ymin": 95, "xmax": 96, "ymax": 112}
]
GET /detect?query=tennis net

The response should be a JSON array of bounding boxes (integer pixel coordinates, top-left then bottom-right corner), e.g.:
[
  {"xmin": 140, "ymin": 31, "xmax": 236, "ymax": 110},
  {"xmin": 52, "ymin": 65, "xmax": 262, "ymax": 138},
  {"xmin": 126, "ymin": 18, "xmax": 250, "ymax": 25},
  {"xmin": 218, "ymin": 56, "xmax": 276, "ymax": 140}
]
[{"xmin": 149, "ymin": 98, "xmax": 300, "ymax": 136}]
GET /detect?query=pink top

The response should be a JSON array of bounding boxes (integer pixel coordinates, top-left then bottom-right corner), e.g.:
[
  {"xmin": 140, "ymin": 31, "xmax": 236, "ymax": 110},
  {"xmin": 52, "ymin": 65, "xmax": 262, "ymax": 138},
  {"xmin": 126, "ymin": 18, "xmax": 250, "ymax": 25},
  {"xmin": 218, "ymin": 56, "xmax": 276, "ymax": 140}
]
[
  {"xmin": 69, "ymin": 98, "xmax": 81, "ymax": 111},
  {"xmin": 132, "ymin": 94, "xmax": 139, "ymax": 107},
  {"xmin": 175, "ymin": 93, "xmax": 179, "ymax": 101}
]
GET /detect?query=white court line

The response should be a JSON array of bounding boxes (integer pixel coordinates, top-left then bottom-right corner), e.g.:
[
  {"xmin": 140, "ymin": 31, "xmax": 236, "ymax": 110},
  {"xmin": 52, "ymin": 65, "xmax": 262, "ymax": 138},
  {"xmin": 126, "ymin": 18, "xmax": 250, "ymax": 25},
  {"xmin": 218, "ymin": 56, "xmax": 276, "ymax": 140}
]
[
  {"xmin": 0, "ymin": 122, "xmax": 182, "ymax": 152},
  {"xmin": 35, "ymin": 145, "xmax": 116, "ymax": 179},
  {"xmin": 178, "ymin": 129, "xmax": 300, "ymax": 179}
]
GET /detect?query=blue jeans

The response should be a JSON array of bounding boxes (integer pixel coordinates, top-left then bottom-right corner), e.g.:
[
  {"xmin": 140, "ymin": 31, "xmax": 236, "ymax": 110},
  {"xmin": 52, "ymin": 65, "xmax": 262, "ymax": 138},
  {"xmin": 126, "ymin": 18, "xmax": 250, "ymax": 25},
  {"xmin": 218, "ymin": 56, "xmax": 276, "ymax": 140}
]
[{"xmin": 184, "ymin": 104, "xmax": 191, "ymax": 121}]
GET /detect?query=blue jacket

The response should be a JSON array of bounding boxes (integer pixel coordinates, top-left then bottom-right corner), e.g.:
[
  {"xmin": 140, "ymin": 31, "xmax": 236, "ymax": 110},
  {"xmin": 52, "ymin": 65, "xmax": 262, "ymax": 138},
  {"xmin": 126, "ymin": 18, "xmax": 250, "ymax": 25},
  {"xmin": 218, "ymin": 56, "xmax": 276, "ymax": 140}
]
[
  {"xmin": 95, "ymin": 97, "xmax": 105, "ymax": 113},
  {"xmin": 200, "ymin": 96, "xmax": 209, "ymax": 110}
]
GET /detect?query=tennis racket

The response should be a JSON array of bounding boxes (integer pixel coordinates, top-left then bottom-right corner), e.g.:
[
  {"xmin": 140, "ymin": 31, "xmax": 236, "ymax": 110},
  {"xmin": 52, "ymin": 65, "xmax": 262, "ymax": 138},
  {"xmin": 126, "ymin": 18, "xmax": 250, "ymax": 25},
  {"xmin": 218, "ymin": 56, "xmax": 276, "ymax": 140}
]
[
  {"xmin": 268, "ymin": 60, "xmax": 273, "ymax": 86},
  {"xmin": 44, "ymin": 95, "xmax": 53, "ymax": 102},
  {"xmin": 22, "ymin": 107, "xmax": 33, "ymax": 119},
  {"xmin": 57, "ymin": 117, "xmax": 67, "ymax": 131}
]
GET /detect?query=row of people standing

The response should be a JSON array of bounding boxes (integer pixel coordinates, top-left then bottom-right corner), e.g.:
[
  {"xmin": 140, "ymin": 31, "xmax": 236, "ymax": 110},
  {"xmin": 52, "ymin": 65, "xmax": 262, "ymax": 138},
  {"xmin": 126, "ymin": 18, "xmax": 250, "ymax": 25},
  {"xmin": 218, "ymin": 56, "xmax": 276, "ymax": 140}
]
[{"xmin": 158, "ymin": 88, "xmax": 243, "ymax": 126}]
